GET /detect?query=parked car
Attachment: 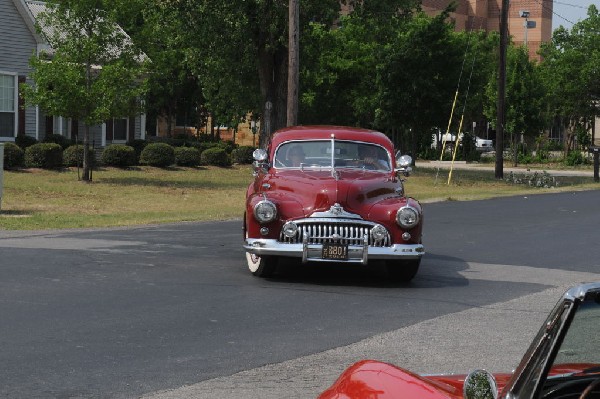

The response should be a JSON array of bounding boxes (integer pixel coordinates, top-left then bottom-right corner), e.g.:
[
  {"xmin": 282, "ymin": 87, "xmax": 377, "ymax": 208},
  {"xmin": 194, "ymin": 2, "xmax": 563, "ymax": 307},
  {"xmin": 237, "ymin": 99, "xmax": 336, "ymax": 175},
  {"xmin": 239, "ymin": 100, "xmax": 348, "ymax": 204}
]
[
  {"xmin": 243, "ymin": 125, "xmax": 424, "ymax": 281},
  {"xmin": 475, "ymin": 136, "xmax": 494, "ymax": 152},
  {"xmin": 318, "ymin": 281, "xmax": 600, "ymax": 399}
]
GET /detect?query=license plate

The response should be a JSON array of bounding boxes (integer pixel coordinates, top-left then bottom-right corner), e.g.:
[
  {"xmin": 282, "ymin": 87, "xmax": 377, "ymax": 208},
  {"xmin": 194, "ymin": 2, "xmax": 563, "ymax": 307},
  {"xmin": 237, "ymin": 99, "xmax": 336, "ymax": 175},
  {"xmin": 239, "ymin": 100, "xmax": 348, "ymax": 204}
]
[{"xmin": 322, "ymin": 243, "xmax": 348, "ymax": 260}]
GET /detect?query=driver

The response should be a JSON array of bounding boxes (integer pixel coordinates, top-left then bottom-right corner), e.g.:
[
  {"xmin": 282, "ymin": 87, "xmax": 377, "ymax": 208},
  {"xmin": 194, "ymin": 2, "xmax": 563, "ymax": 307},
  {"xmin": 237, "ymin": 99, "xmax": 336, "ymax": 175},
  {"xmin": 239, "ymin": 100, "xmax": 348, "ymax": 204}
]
[{"xmin": 358, "ymin": 145, "xmax": 388, "ymax": 170}]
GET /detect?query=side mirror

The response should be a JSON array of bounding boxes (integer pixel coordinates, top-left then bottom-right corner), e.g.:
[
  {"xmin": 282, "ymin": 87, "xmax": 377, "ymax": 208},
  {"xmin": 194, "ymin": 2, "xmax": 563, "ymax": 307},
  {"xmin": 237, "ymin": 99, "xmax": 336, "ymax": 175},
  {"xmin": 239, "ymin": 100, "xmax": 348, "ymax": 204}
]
[
  {"xmin": 464, "ymin": 369, "xmax": 498, "ymax": 399},
  {"xmin": 395, "ymin": 154, "xmax": 413, "ymax": 177},
  {"xmin": 252, "ymin": 149, "xmax": 269, "ymax": 176}
]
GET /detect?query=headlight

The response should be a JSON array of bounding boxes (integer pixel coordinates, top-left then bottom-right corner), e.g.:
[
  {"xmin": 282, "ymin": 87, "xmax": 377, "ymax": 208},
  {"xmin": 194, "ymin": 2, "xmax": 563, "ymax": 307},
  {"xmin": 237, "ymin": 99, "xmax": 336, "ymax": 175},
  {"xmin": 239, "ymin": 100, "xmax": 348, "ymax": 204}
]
[
  {"xmin": 253, "ymin": 200, "xmax": 277, "ymax": 223},
  {"xmin": 396, "ymin": 206, "xmax": 419, "ymax": 229}
]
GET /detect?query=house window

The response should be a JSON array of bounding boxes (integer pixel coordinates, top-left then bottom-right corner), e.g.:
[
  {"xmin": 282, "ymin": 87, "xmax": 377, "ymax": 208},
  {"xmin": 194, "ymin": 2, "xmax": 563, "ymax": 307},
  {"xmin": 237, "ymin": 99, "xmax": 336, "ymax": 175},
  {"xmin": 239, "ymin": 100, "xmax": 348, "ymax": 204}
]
[
  {"xmin": 0, "ymin": 74, "xmax": 16, "ymax": 138},
  {"xmin": 113, "ymin": 118, "xmax": 127, "ymax": 141}
]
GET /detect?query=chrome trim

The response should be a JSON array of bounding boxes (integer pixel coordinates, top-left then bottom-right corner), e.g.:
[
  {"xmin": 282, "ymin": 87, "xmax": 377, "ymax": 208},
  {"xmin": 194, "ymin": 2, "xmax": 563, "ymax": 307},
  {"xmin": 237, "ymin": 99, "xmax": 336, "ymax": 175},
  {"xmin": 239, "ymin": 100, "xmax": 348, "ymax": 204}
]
[
  {"xmin": 244, "ymin": 238, "xmax": 424, "ymax": 264},
  {"xmin": 279, "ymin": 218, "xmax": 390, "ymax": 247}
]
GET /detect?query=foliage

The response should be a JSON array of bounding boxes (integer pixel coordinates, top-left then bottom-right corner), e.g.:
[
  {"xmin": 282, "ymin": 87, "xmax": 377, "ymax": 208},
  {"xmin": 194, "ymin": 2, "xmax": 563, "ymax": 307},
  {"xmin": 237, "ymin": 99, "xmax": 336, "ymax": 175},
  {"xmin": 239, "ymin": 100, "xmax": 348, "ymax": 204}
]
[
  {"xmin": 63, "ymin": 144, "xmax": 95, "ymax": 167},
  {"xmin": 43, "ymin": 133, "xmax": 74, "ymax": 149},
  {"xmin": 3, "ymin": 142, "xmax": 25, "ymax": 169},
  {"xmin": 15, "ymin": 135, "xmax": 38, "ymax": 149},
  {"xmin": 101, "ymin": 144, "xmax": 137, "ymax": 167},
  {"xmin": 21, "ymin": 0, "xmax": 148, "ymax": 180},
  {"xmin": 538, "ymin": 5, "xmax": 600, "ymax": 152},
  {"xmin": 126, "ymin": 139, "xmax": 147, "ymax": 159},
  {"xmin": 484, "ymin": 45, "xmax": 546, "ymax": 165},
  {"xmin": 24, "ymin": 143, "xmax": 63, "ymax": 169},
  {"xmin": 139, "ymin": 143, "xmax": 175, "ymax": 167},
  {"xmin": 174, "ymin": 147, "xmax": 201, "ymax": 167},
  {"xmin": 564, "ymin": 151, "xmax": 588, "ymax": 166},
  {"xmin": 300, "ymin": 1, "xmax": 419, "ymax": 128},
  {"xmin": 231, "ymin": 146, "xmax": 257, "ymax": 164},
  {"xmin": 200, "ymin": 147, "xmax": 231, "ymax": 167},
  {"xmin": 377, "ymin": 10, "xmax": 464, "ymax": 157}
]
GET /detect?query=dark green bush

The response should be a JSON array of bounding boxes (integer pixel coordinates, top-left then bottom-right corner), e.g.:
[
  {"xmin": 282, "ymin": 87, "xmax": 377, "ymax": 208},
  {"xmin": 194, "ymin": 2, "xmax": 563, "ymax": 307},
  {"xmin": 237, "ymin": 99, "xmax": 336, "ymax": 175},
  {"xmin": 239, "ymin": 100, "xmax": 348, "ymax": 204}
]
[
  {"xmin": 565, "ymin": 151, "xmax": 587, "ymax": 166},
  {"xmin": 102, "ymin": 144, "xmax": 137, "ymax": 167},
  {"xmin": 231, "ymin": 146, "xmax": 256, "ymax": 164},
  {"xmin": 200, "ymin": 147, "xmax": 231, "ymax": 167},
  {"xmin": 126, "ymin": 139, "xmax": 147, "ymax": 160},
  {"xmin": 174, "ymin": 146, "xmax": 201, "ymax": 166},
  {"xmin": 190, "ymin": 141, "xmax": 220, "ymax": 154},
  {"xmin": 63, "ymin": 144, "xmax": 96, "ymax": 167},
  {"xmin": 3, "ymin": 142, "xmax": 24, "ymax": 169},
  {"xmin": 139, "ymin": 143, "xmax": 175, "ymax": 167},
  {"xmin": 43, "ymin": 133, "xmax": 73, "ymax": 149},
  {"xmin": 15, "ymin": 134, "xmax": 38, "ymax": 149},
  {"xmin": 24, "ymin": 143, "xmax": 63, "ymax": 168}
]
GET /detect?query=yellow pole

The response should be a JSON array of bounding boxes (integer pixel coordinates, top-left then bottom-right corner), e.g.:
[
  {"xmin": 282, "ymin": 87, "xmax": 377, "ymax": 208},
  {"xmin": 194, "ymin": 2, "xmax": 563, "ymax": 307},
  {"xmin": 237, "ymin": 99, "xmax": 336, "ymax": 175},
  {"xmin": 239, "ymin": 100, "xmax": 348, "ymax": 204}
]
[
  {"xmin": 440, "ymin": 90, "xmax": 459, "ymax": 160},
  {"xmin": 448, "ymin": 114, "xmax": 466, "ymax": 184}
]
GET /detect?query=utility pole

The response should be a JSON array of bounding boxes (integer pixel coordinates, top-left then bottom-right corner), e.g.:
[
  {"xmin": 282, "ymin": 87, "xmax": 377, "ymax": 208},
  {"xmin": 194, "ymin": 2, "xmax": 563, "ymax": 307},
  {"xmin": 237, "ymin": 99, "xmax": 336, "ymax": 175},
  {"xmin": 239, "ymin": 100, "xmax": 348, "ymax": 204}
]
[
  {"xmin": 496, "ymin": 0, "xmax": 509, "ymax": 179},
  {"xmin": 287, "ymin": 0, "xmax": 299, "ymax": 126}
]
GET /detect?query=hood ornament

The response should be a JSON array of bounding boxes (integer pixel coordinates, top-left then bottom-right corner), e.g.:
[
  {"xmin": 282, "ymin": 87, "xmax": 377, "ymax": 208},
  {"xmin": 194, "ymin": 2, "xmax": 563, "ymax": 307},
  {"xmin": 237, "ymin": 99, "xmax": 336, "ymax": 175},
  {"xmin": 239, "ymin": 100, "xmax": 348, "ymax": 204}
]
[
  {"xmin": 331, "ymin": 203, "xmax": 343, "ymax": 215},
  {"xmin": 310, "ymin": 203, "xmax": 362, "ymax": 219}
]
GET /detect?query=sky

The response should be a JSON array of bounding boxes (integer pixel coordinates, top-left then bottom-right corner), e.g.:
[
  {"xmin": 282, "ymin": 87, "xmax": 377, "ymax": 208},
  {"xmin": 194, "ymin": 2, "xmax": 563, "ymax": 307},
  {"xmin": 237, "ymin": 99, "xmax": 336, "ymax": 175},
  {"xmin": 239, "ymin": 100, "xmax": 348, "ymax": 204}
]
[{"xmin": 551, "ymin": 0, "xmax": 600, "ymax": 30}]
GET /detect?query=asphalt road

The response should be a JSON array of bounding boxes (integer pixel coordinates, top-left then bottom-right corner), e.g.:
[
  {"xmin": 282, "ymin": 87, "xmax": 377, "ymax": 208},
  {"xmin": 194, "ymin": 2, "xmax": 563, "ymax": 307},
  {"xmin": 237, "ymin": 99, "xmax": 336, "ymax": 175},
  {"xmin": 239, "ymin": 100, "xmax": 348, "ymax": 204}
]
[{"xmin": 1, "ymin": 189, "xmax": 599, "ymax": 398}]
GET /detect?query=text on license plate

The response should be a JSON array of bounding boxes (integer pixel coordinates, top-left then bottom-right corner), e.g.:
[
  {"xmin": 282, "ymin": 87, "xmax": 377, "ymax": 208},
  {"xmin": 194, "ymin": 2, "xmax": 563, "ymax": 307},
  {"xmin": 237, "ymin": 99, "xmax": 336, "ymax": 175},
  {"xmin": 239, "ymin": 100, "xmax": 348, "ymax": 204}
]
[{"xmin": 322, "ymin": 243, "xmax": 348, "ymax": 260}]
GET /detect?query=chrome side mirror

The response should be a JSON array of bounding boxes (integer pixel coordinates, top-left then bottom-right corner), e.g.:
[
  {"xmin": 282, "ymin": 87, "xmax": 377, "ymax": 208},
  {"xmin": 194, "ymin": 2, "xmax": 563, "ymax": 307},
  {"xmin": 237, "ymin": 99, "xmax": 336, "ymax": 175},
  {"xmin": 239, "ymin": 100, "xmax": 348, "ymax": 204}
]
[
  {"xmin": 252, "ymin": 149, "xmax": 269, "ymax": 176},
  {"xmin": 395, "ymin": 154, "xmax": 413, "ymax": 177},
  {"xmin": 464, "ymin": 369, "xmax": 498, "ymax": 399}
]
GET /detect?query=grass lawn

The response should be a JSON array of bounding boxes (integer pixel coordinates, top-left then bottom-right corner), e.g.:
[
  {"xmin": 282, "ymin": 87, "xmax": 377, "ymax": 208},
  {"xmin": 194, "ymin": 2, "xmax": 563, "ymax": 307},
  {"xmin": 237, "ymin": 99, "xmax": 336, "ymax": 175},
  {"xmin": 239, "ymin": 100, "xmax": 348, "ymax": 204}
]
[{"xmin": 0, "ymin": 164, "xmax": 597, "ymax": 230}]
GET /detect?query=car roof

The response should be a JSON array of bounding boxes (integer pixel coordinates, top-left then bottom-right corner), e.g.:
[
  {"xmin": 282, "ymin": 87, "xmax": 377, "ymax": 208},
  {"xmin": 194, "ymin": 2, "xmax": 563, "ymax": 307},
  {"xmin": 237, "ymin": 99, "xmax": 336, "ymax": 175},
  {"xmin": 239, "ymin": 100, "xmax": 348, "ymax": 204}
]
[{"xmin": 270, "ymin": 126, "xmax": 393, "ymax": 150}]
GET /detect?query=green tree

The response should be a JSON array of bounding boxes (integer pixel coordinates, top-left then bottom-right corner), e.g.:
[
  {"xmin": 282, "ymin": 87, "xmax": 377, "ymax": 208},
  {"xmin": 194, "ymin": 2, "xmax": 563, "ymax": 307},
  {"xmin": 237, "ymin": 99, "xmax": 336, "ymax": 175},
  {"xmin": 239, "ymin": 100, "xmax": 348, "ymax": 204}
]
[
  {"xmin": 22, "ymin": 0, "xmax": 148, "ymax": 181},
  {"xmin": 299, "ymin": 0, "xmax": 419, "ymax": 128},
  {"xmin": 377, "ymin": 9, "xmax": 463, "ymax": 159},
  {"xmin": 538, "ymin": 5, "xmax": 600, "ymax": 154},
  {"xmin": 484, "ymin": 45, "xmax": 545, "ymax": 165}
]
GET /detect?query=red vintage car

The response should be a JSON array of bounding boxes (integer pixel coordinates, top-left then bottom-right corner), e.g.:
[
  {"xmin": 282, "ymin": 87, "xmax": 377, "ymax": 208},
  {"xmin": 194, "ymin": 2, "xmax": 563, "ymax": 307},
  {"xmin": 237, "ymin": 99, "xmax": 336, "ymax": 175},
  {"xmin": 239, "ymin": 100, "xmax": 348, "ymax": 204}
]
[
  {"xmin": 243, "ymin": 125, "xmax": 424, "ymax": 280},
  {"xmin": 318, "ymin": 282, "xmax": 600, "ymax": 399}
]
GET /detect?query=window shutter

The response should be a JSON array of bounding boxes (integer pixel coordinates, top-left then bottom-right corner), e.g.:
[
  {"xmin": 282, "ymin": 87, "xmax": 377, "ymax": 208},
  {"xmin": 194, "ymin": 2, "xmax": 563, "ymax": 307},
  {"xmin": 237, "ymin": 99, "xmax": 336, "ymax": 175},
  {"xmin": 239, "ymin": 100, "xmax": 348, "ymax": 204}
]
[
  {"xmin": 18, "ymin": 76, "xmax": 26, "ymax": 135},
  {"xmin": 106, "ymin": 120, "xmax": 113, "ymax": 141}
]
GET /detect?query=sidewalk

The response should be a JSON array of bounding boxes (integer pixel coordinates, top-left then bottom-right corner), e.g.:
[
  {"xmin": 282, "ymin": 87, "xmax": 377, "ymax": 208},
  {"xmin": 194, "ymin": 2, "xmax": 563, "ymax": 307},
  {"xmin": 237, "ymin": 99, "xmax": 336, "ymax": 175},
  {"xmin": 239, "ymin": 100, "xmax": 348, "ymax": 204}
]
[{"xmin": 417, "ymin": 160, "xmax": 596, "ymax": 177}]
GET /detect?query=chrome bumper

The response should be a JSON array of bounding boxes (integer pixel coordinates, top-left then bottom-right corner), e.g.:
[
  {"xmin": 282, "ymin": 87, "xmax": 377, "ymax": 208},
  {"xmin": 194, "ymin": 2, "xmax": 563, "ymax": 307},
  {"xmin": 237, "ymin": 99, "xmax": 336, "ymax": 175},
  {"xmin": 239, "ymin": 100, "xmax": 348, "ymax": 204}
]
[{"xmin": 243, "ymin": 238, "xmax": 424, "ymax": 264}]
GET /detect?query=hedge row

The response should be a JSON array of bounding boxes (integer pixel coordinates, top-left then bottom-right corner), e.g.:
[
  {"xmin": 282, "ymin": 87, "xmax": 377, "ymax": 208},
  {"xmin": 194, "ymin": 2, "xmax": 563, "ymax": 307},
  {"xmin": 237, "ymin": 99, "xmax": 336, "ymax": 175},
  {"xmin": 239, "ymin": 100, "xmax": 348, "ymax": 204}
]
[{"xmin": 3, "ymin": 141, "xmax": 257, "ymax": 169}]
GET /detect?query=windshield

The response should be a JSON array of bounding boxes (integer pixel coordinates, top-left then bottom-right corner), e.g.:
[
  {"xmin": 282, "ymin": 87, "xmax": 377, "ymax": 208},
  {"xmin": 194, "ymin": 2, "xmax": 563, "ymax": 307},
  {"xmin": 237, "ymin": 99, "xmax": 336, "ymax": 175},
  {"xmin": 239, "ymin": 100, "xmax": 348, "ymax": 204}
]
[
  {"xmin": 274, "ymin": 140, "xmax": 391, "ymax": 171},
  {"xmin": 550, "ymin": 299, "xmax": 600, "ymax": 372}
]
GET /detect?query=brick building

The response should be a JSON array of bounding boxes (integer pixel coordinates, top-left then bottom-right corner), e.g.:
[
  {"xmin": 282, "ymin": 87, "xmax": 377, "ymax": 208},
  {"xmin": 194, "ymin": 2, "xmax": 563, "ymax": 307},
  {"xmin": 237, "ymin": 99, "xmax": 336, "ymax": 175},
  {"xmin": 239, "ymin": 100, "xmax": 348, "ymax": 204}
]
[{"xmin": 421, "ymin": 0, "xmax": 553, "ymax": 60}]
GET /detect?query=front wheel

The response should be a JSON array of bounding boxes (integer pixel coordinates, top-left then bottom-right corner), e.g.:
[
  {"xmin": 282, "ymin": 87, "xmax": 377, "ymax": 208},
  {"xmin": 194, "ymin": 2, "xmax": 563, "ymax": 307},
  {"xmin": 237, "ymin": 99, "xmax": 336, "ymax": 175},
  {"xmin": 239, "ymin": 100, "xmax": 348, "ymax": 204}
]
[
  {"xmin": 386, "ymin": 259, "xmax": 421, "ymax": 282},
  {"xmin": 246, "ymin": 252, "xmax": 277, "ymax": 277}
]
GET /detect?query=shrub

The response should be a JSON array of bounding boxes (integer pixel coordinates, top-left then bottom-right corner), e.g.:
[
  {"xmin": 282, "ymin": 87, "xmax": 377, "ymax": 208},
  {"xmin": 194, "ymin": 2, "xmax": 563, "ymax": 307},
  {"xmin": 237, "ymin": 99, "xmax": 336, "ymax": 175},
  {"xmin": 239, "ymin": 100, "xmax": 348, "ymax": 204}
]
[
  {"xmin": 200, "ymin": 147, "xmax": 231, "ymax": 167},
  {"xmin": 43, "ymin": 133, "xmax": 73, "ymax": 149},
  {"xmin": 231, "ymin": 146, "xmax": 256, "ymax": 164},
  {"xmin": 3, "ymin": 142, "xmax": 24, "ymax": 169},
  {"xmin": 175, "ymin": 146, "xmax": 201, "ymax": 166},
  {"xmin": 15, "ymin": 134, "xmax": 38, "ymax": 149},
  {"xmin": 139, "ymin": 143, "xmax": 175, "ymax": 167},
  {"xmin": 63, "ymin": 144, "xmax": 96, "ymax": 167},
  {"xmin": 24, "ymin": 143, "xmax": 63, "ymax": 169},
  {"xmin": 565, "ymin": 151, "xmax": 587, "ymax": 166},
  {"xmin": 101, "ymin": 144, "xmax": 137, "ymax": 167},
  {"xmin": 126, "ymin": 139, "xmax": 147, "ymax": 160}
]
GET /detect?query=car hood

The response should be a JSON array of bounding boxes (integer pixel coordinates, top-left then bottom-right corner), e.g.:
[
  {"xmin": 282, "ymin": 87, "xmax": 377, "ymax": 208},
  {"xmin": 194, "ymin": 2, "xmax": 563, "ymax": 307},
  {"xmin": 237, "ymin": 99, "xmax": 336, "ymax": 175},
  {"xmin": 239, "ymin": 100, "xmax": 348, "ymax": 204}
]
[
  {"xmin": 263, "ymin": 169, "xmax": 402, "ymax": 217},
  {"xmin": 317, "ymin": 360, "xmax": 513, "ymax": 399}
]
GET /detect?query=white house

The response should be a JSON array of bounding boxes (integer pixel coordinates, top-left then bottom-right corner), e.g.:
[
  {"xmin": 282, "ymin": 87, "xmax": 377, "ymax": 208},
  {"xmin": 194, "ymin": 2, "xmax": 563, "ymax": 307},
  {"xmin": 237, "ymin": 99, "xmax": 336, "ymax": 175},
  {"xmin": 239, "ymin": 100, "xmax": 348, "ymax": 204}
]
[{"xmin": 0, "ymin": 0, "xmax": 147, "ymax": 146}]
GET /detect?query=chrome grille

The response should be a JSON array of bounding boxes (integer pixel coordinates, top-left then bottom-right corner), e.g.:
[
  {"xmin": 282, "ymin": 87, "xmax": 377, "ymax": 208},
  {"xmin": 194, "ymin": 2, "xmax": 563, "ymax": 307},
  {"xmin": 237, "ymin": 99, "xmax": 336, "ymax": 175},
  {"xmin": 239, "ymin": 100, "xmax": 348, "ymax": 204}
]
[{"xmin": 279, "ymin": 220, "xmax": 390, "ymax": 247}]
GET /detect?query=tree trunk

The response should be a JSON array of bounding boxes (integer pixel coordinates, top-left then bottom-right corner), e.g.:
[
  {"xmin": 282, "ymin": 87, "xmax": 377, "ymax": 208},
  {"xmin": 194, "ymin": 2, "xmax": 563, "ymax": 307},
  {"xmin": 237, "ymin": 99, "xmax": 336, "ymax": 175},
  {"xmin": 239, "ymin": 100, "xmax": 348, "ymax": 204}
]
[{"xmin": 82, "ymin": 124, "xmax": 91, "ymax": 181}]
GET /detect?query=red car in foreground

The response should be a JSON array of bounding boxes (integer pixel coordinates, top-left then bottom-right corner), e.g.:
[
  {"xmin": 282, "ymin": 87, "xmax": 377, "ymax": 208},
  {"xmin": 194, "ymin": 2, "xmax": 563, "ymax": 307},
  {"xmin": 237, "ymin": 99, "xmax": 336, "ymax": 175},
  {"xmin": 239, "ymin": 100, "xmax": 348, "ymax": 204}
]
[
  {"xmin": 243, "ymin": 125, "xmax": 424, "ymax": 280},
  {"xmin": 318, "ymin": 281, "xmax": 600, "ymax": 399}
]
